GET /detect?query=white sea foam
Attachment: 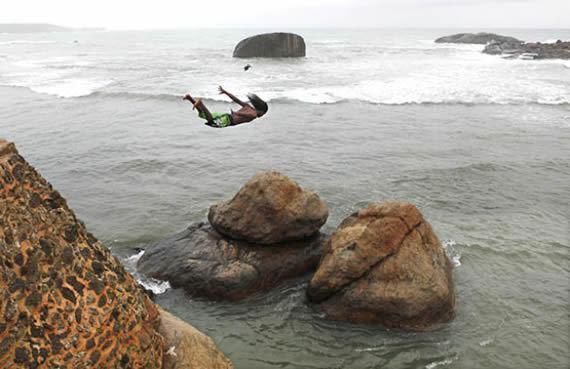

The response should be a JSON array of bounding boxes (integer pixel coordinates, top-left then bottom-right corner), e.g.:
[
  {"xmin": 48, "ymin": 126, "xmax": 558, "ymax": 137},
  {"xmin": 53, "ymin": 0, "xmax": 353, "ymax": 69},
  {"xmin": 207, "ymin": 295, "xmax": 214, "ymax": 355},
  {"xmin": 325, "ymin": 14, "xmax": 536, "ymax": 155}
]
[
  {"xmin": 355, "ymin": 347, "xmax": 383, "ymax": 353},
  {"xmin": 125, "ymin": 249, "xmax": 146, "ymax": 263},
  {"xmin": 11, "ymin": 56, "xmax": 92, "ymax": 69},
  {"xmin": 0, "ymin": 55, "xmax": 106, "ymax": 98},
  {"xmin": 443, "ymin": 240, "xmax": 461, "ymax": 267},
  {"xmin": 426, "ymin": 357, "xmax": 456, "ymax": 369},
  {"xmin": 124, "ymin": 250, "xmax": 171, "ymax": 295},
  {"xmin": 31, "ymin": 78, "xmax": 112, "ymax": 98},
  {"xmin": 0, "ymin": 40, "xmax": 57, "ymax": 46}
]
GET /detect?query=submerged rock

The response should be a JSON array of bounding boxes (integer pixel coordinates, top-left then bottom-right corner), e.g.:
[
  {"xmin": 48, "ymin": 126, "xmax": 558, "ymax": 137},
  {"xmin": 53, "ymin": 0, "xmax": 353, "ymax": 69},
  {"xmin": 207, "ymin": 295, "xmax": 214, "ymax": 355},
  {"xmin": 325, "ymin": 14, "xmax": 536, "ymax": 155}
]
[
  {"xmin": 159, "ymin": 309, "xmax": 234, "ymax": 369},
  {"xmin": 307, "ymin": 201, "xmax": 455, "ymax": 331},
  {"xmin": 233, "ymin": 32, "xmax": 306, "ymax": 58},
  {"xmin": 435, "ymin": 32, "xmax": 522, "ymax": 45},
  {"xmin": 0, "ymin": 139, "xmax": 164, "ymax": 368},
  {"xmin": 138, "ymin": 222, "xmax": 326, "ymax": 300},
  {"xmin": 209, "ymin": 171, "xmax": 329, "ymax": 245}
]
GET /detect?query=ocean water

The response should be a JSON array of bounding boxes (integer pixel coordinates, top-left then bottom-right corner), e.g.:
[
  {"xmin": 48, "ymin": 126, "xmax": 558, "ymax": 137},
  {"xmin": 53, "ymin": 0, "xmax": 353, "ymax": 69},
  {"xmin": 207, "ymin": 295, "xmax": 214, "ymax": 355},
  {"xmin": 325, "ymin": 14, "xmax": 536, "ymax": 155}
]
[{"xmin": 1, "ymin": 29, "xmax": 569, "ymax": 369}]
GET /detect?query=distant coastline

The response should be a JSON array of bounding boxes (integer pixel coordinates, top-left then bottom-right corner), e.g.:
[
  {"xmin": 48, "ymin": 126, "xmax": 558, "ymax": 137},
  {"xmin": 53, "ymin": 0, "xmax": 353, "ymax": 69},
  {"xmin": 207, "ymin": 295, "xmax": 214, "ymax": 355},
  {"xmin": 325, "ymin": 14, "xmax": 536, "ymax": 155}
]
[{"xmin": 0, "ymin": 23, "xmax": 104, "ymax": 33}]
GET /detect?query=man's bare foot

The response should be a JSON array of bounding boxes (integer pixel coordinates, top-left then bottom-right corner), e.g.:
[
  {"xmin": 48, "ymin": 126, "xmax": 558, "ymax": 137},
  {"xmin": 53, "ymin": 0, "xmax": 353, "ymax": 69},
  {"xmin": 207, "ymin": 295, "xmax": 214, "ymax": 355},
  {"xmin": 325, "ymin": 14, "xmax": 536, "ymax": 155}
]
[{"xmin": 193, "ymin": 98, "xmax": 202, "ymax": 110}]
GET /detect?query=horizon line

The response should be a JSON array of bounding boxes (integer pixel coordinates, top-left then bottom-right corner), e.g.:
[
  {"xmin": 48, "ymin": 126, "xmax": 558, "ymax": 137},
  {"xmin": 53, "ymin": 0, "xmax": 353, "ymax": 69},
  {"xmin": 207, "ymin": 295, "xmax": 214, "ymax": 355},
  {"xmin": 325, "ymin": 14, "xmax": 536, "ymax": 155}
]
[{"xmin": 1, "ymin": 23, "xmax": 570, "ymax": 31}]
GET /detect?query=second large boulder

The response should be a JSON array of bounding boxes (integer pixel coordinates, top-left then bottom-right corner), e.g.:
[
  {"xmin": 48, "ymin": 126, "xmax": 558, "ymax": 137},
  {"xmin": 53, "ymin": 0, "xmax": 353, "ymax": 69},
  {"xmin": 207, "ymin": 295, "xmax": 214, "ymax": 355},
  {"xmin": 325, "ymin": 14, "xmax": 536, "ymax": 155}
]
[
  {"xmin": 307, "ymin": 201, "xmax": 455, "ymax": 331},
  {"xmin": 208, "ymin": 171, "xmax": 328, "ymax": 244}
]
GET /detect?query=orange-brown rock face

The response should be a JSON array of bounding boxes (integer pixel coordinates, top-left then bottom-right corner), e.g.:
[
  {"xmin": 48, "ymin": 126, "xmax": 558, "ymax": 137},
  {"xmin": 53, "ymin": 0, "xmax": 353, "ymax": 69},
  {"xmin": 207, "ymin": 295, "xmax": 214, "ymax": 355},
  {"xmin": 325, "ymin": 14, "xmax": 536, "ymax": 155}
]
[
  {"xmin": 307, "ymin": 201, "xmax": 455, "ymax": 331},
  {"xmin": 0, "ymin": 139, "xmax": 164, "ymax": 368},
  {"xmin": 208, "ymin": 171, "xmax": 329, "ymax": 245}
]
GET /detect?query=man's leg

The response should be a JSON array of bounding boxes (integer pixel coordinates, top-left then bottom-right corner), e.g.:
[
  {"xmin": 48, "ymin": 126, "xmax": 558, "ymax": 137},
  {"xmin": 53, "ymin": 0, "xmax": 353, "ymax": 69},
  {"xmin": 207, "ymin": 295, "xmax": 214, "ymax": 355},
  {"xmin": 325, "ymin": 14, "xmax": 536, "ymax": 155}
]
[
  {"xmin": 184, "ymin": 94, "xmax": 216, "ymax": 126},
  {"xmin": 193, "ymin": 99, "xmax": 214, "ymax": 123}
]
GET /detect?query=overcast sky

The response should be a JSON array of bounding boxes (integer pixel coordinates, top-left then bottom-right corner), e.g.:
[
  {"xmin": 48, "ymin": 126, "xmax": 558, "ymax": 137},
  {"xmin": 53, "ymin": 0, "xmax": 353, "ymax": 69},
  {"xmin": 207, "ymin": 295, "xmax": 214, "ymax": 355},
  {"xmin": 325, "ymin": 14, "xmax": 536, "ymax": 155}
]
[{"xmin": 2, "ymin": 0, "xmax": 569, "ymax": 29}]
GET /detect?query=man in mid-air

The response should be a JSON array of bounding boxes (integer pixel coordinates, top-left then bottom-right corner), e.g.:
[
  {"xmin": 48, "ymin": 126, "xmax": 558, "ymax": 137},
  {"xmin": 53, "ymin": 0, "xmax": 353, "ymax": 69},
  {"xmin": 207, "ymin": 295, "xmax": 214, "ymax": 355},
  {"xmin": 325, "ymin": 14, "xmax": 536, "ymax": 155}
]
[{"xmin": 183, "ymin": 86, "xmax": 268, "ymax": 128}]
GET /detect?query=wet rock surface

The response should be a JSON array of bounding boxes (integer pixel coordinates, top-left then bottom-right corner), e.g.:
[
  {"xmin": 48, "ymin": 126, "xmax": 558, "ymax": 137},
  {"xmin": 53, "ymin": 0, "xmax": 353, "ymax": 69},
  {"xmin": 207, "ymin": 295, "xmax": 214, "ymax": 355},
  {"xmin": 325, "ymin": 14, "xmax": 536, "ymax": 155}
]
[
  {"xmin": 208, "ymin": 171, "xmax": 328, "ymax": 245},
  {"xmin": 483, "ymin": 39, "xmax": 570, "ymax": 59},
  {"xmin": 233, "ymin": 32, "xmax": 306, "ymax": 58},
  {"xmin": 307, "ymin": 201, "xmax": 455, "ymax": 331},
  {"xmin": 435, "ymin": 32, "xmax": 521, "ymax": 44},
  {"xmin": 0, "ymin": 139, "xmax": 164, "ymax": 368},
  {"xmin": 138, "ymin": 222, "xmax": 326, "ymax": 300}
]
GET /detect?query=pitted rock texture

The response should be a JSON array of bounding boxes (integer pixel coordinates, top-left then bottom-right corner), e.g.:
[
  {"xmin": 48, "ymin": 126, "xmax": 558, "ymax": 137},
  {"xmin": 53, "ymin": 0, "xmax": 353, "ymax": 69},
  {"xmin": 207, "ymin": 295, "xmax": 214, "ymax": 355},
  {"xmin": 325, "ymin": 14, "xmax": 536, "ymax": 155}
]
[
  {"xmin": 0, "ymin": 139, "xmax": 164, "ymax": 368},
  {"xmin": 159, "ymin": 309, "xmax": 234, "ymax": 369},
  {"xmin": 307, "ymin": 201, "xmax": 455, "ymax": 331},
  {"xmin": 208, "ymin": 171, "xmax": 328, "ymax": 245},
  {"xmin": 233, "ymin": 33, "xmax": 306, "ymax": 58},
  {"xmin": 138, "ymin": 222, "xmax": 326, "ymax": 300}
]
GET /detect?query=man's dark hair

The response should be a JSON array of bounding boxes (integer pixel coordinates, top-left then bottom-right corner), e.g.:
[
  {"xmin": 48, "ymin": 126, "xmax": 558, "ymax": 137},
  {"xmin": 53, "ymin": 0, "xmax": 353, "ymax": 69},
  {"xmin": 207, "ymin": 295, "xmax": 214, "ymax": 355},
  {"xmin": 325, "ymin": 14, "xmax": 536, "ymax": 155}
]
[{"xmin": 247, "ymin": 93, "xmax": 268, "ymax": 113}]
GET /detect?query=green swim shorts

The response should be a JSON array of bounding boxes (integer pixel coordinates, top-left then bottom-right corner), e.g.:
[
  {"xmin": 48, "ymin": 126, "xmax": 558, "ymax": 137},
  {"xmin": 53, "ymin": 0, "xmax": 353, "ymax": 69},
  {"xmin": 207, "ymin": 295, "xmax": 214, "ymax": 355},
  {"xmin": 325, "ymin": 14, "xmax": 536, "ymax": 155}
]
[{"xmin": 198, "ymin": 111, "xmax": 232, "ymax": 128}]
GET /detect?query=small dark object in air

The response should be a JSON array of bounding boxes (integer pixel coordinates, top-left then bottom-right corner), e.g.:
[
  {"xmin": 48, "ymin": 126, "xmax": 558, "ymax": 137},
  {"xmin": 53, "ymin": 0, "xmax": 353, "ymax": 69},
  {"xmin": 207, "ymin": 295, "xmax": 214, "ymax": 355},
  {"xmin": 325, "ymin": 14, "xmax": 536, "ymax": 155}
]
[{"xmin": 244, "ymin": 64, "xmax": 251, "ymax": 71}]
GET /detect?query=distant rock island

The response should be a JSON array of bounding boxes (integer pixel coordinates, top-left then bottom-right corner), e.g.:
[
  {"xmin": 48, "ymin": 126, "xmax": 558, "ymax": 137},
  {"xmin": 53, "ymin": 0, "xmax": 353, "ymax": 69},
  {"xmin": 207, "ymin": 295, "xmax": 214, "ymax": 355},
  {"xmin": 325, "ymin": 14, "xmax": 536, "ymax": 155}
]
[
  {"xmin": 0, "ymin": 23, "xmax": 103, "ymax": 33},
  {"xmin": 435, "ymin": 32, "xmax": 569, "ymax": 60},
  {"xmin": 233, "ymin": 32, "xmax": 306, "ymax": 58},
  {"xmin": 435, "ymin": 32, "xmax": 521, "ymax": 45}
]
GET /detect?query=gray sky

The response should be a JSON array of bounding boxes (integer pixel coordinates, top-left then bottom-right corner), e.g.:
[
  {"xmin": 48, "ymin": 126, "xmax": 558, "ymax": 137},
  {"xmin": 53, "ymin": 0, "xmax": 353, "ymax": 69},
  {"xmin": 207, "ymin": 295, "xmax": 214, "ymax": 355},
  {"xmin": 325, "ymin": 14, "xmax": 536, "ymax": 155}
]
[{"xmin": 2, "ymin": 0, "xmax": 569, "ymax": 29}]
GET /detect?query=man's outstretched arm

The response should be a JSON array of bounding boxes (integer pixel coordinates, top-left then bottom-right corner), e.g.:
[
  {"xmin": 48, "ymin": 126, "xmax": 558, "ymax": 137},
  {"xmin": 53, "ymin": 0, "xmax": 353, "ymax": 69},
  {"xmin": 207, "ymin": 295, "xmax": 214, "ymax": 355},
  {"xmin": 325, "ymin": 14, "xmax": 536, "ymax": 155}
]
[{"xmin": 219, "ymin": 86, "xmax": 247, "ymax": 107}]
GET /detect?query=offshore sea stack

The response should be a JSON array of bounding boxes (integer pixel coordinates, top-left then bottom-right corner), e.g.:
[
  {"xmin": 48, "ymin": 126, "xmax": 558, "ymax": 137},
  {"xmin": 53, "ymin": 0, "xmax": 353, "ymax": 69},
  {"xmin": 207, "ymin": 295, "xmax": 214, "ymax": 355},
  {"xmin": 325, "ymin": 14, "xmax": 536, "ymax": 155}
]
[
  {"xmin": 435, "ymin": 32, "xmax": 521, "ymax": 45},
  {"xmin": 138, "ymin": 171, "xmax": 329, "ymax": 300},
  {"xmin": 0, "ymin": 139, "xmax": 233, "ymax": 369},
  {"xmin": 233, "ymin": 33, "xmax": 306, "ymax": 58},
  {"xmin": 307, "ymin": 202, "xmax": 455, "ymax": 331}
]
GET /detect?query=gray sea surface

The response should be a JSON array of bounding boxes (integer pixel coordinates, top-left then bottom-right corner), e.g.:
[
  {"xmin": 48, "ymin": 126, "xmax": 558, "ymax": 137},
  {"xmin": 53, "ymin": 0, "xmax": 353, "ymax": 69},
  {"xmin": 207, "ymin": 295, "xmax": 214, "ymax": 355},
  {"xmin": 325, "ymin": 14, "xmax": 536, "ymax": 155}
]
[{"xmin": 1, "ymin": 28, "xmax": 569, "ymax": 369}]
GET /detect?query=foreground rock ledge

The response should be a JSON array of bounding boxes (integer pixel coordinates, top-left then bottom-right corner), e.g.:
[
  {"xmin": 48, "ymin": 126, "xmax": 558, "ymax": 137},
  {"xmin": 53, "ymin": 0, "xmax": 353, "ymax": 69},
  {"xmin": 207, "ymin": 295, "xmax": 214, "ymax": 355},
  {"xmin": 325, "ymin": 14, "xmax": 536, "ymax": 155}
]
[
  {"xmin": 0, "ymin": 139, "xmax": 233, "ymax": 368},
  {"xmin": 138, "ymin": 222, "xmax": 326, "ymax": 300},
  {"xmin": 0, "ymin": 139, "xmax": 163, "ymax": 368},
  {"xmin": 307, "ymin": 201, "xmax": 455, "ymax": 331},
  {"xmin": 233, "ymin": 32, "xmax": 306, "ymax": 58},
  {"xmin": 209, "ymin": 171, "xmax": 329, "ymax": 245},
  {"xmin": 159, "ymin": 309, "xmax": 233, "ymax": 369}
]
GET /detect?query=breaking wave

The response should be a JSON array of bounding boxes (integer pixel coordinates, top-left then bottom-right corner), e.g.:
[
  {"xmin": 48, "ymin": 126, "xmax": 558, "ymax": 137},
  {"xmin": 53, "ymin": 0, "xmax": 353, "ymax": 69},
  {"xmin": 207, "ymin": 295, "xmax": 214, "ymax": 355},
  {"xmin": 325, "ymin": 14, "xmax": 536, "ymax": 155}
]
[{"xmin": 3, "ymin": 84, "xmax": 569, "ymax": 105}]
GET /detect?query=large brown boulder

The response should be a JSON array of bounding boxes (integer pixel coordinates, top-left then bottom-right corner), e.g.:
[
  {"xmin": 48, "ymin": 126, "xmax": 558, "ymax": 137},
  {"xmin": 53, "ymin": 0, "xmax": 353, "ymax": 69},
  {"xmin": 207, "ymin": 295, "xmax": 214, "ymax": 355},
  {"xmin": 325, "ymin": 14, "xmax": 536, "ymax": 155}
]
[
  {"xmin": 159, "ymin": 309, "xmax": 233, "ymax": 369},
  {"xmin": 0, "ymin": 139, "xmax": 164, "ymax": 368},
  {"xmin": 307, "ymin": 201, "xmax": 455, "ymax": 331},
  {"xmin": 208, "ymin": 171, "xmax": 328, "ymax": 245},
  {"xmin": 138, "ymin": 222, "xmax": 326, "ymax": 300}
]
